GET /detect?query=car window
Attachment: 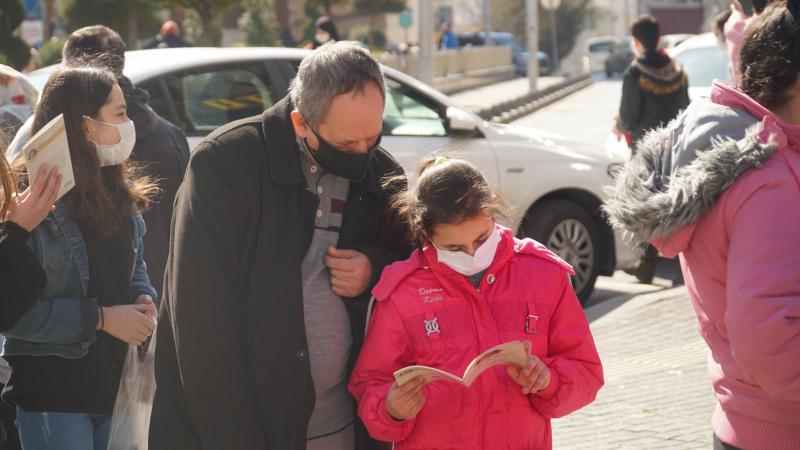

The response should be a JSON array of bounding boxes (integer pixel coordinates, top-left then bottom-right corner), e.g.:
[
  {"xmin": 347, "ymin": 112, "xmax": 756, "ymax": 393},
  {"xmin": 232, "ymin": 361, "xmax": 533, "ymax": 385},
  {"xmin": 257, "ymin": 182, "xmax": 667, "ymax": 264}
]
[
  {"xmin": 589, "ymin": 42, "xmax": 614, "ymax": 53},
  {"xmin": 383, "ymin": 79, "xmax": 446, "ymax": 137},
  {"xmin": 675, "ymin": 46, "xmax": 730, "ymax": 87},
  {"xmin": 145, "ymin": 63, "xmax": 276, "ymax": 136}
]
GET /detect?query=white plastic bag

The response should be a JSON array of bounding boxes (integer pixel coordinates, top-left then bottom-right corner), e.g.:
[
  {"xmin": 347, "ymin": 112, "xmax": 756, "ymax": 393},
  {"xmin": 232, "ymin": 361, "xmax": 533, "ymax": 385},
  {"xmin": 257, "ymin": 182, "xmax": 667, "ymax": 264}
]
[{"xmin": 107, "ymin": 330, "xmax": 157, "ymax": 450}]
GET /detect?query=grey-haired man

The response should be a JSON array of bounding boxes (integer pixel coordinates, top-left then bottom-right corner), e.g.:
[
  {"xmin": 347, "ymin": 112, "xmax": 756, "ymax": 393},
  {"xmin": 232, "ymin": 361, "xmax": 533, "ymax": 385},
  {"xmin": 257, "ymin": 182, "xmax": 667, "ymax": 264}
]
[{"xmin": 149, "ymin": 42, "xmax": 412, "ymax": 450}]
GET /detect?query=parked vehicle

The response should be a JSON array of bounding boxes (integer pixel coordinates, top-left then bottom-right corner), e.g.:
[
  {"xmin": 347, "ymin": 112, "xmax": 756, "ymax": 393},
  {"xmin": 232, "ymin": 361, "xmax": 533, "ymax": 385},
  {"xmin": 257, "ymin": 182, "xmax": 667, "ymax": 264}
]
[
  {"xmin": 659, "ymin": 33, "xmax": 694, "ymax": 50},
  {"xmin": 603, "ymin": 37, "xmax": 635, "ymax": 78},
  {"xmin": 455, "ymin": 31, "xmax": 552, "ymax": 76},
  {"xmin": 27, "ymin": 47, "xmax": 639, "ymax": 302},
  {"xmin": 669, "ymin": 33, "xmax": 730, "ymax": 100}
]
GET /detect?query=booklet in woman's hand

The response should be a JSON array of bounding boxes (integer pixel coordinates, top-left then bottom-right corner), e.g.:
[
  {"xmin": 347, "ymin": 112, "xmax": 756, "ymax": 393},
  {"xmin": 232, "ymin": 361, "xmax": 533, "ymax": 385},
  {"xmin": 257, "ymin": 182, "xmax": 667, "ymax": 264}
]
[
  {"xmin": 23, "ymin": 113, "xmax": 75, "ymax": 200},
  {"xmin": 393, "ymin": 340, "xmax": 530, "ymax": 388}
]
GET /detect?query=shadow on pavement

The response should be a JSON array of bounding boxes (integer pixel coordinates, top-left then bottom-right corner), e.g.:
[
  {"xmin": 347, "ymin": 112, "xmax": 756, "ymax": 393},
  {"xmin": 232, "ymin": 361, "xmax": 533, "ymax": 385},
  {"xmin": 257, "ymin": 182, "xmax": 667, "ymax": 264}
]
[{"xmin": 584, "ymin": 258, "xmax": 685, "ymax": 323}]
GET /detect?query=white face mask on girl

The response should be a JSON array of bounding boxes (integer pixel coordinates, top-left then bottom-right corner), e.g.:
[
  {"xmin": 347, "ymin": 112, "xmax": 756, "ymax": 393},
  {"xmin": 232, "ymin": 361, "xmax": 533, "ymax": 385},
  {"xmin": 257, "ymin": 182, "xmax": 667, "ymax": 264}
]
[
  {"xmin": 433, "ymin": 227, "xmax": 501, "ymax": 276},
  {"xmin": 85, "ymin": 116, "xmax": 136, "ymax": 167},
  {"xmin": 316, "ymin": 31, "xmax": 332, "ymax": 44}
]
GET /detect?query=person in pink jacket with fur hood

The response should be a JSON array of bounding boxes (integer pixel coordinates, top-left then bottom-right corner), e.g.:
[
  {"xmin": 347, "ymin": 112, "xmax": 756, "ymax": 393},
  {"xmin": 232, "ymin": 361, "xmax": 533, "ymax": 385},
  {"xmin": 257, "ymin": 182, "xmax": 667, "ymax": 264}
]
[
  {"xmin": 349, "ymin": 158, "xmax": 603, "ymax": 450},
  {"xmin": 606, "ymin": 2, "xmax": 800, "ymax": 449}
]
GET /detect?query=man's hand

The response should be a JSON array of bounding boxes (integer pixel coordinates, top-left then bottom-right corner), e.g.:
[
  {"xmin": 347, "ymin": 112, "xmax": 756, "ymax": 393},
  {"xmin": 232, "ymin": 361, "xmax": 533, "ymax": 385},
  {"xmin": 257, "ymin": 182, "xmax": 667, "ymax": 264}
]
[
  {"xmin": 507, "ymin": 354, "xmax": 551, "ymax": 395},
  {"xmin": 385, "ymin": 377, "xmax": 426, "ymax": 421},
  {"xmin": 325, "ymin": 247, "xmax": 372, "ymax": 298}
]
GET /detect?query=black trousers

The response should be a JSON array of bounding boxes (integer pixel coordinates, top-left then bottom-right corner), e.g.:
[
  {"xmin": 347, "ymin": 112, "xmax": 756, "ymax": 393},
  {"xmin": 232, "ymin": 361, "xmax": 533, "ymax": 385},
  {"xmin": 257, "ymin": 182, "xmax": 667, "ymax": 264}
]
[{"xmin": 714, "ymin": 433, "xmax": 744, "ymax": 450}]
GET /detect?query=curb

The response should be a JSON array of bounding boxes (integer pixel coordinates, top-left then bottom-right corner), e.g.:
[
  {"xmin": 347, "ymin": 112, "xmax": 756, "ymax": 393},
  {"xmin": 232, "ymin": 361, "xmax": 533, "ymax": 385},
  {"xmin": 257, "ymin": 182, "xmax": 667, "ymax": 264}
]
[{"xmin": 474, "ymin": 75, "xmax": 594, "ymax": 124}]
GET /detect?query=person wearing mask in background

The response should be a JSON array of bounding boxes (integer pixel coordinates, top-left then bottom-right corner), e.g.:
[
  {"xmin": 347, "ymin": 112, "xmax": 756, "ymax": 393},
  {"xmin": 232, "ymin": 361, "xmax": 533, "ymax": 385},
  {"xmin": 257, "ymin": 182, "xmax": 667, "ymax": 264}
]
[
  {"xmin": 1, "ymin": 65, "xmax": 159, "ymax": 450},
  {"xmin": 7, "ymin": 25, "xmax": 191, "ymax": 294},
  {"xmin": 612, "ymin": 14, "xmax": 690, "ymax": 285},
  {"xmin": 307, "ymin": 16, "xmax": 341, "ymax": 50},
  {"xmin": 0, "ymin": 152, "xmax": 60, "ymax": 450},
  {"xmin": 723, "ymin": 0, "xmax": 773, "ymax": 85},
  {"xmin": 149, "ymin": 41, "xmax": 412, "ymax": 450},
  {"xmin": 606, "ymin": 2, "xmax": 800, "ymax": 449},
  {"xmin": 145, "ymin": 20, "xmax": 193, "ymax": 49}
]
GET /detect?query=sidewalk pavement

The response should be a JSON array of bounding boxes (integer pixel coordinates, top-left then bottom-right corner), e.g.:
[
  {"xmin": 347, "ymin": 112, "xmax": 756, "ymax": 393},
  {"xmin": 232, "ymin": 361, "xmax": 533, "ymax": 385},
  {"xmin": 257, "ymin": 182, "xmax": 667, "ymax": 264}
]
[
  {"xmin": 552, "ymin": 286, "xmax": 717, "ymax": 449},
  {"xmin": 449, "ymin": 76, "xmax": 565, "ymax": 113}
]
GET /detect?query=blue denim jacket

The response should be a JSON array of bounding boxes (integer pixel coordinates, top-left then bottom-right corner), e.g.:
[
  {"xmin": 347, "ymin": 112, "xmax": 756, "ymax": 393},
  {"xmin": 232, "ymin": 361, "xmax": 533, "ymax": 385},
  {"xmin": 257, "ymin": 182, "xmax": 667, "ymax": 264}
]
[{"xmin": 1, "ymin": 201, "xmax": 157, "ymax": 359}]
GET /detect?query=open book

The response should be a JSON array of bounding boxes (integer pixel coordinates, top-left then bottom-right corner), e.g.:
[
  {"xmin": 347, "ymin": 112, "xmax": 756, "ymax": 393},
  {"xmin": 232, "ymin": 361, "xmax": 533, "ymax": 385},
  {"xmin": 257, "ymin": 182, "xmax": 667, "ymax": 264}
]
[
  {"xmin": 393, "ymin": 340, "xmax": 530, "ymax": 388},
  {"xmin": 23, "ymin": 113, "xmax": 75, "ymax": 200}
]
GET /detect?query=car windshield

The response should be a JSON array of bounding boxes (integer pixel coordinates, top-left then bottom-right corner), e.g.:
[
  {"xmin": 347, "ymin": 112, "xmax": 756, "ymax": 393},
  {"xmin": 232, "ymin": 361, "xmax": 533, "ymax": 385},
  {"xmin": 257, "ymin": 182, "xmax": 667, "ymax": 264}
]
[{"xmin": 675, "ymin": 46, "xmax": 730, "ymax": 87}]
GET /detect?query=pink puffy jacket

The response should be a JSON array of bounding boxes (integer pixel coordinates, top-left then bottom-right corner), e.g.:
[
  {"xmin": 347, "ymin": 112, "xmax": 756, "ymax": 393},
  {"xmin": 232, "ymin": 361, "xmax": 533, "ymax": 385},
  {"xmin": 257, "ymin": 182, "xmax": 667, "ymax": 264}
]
[{"xmin": 349, "ymin": 226, "xmax": 603, "ymax": 450}]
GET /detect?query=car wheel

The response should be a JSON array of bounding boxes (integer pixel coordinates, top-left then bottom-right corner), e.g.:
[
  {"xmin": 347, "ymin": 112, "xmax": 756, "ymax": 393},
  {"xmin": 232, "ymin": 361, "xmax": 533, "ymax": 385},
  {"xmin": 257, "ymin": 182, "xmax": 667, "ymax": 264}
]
[{"xmin": 522, "ymin": 200, "xmax": 600, "ymax": 304}]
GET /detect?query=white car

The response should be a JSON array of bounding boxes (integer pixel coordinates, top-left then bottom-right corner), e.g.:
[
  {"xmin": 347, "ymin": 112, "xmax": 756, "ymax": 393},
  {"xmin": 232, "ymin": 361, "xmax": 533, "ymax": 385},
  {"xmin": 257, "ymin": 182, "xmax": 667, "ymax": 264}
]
[
  {"xmin": 27, "ymin": 47, "xmax": 638, "ymax": 302},
  {"xmin": 669, "ymin": 32, "xmax": 731, "ymax": 100}
]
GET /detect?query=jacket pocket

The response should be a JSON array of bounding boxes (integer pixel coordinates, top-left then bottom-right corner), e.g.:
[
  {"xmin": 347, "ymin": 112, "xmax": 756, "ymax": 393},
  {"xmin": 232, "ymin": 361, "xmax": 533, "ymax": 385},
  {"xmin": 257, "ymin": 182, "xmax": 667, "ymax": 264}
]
[{"xmin": 490, "ymin": 300, "xmax": 552, "ymax": 358}]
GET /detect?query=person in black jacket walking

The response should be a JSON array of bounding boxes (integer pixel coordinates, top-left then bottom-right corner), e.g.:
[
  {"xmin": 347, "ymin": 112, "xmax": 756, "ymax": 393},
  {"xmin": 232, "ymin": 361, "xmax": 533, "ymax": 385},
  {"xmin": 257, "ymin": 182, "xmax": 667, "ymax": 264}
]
[
  {"xmin": 612, "ymin": 15, "xmax": 690, "ymax": 285},
  {"xmin": 613, "ymin": 15, "xmax": 690, "ymax": 150},
  {"xmin": 149, "ymin": 41, "xmax": 412, "ymax": 450}
]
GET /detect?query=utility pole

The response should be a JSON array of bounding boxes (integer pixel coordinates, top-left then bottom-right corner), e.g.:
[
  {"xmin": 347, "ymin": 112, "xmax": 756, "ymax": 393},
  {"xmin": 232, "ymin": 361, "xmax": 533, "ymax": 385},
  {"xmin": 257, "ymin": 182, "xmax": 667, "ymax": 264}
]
[
  {"xmin": 483, "ymin": 0, "xmax": 491, "ymax": 44},
  {"xmin": 419, "ymin": 0, "xmax": 435, "ymax": 84},
  {"xmin": 526, "ymin": 0, "xmax": 539, "ymax": 91}
]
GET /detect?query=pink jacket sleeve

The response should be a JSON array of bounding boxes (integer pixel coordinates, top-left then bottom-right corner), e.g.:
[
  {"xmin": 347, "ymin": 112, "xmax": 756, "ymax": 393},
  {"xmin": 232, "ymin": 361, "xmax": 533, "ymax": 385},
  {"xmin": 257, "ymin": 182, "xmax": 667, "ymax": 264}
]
[
  {"xmin": 349, "ymin": 299, "xmax": 418, "ymax": 442},
  {"xmin": 725, "ymin": 174, "xmax": 800, "ymax": 400},
  {"xmin": 529, "ymin": 273, "xmax": 604, "ymax": 418}
]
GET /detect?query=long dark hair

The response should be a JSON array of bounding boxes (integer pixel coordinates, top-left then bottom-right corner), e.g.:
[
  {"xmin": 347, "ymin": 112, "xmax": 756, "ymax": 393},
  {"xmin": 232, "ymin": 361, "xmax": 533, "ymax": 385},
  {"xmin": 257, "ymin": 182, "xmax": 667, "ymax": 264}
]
[
  {"xmin": 392, "ymin": 158, "xmax": 507, "ymax": 246},
  {"xmin": 0, "ymin": 137, "xmax": 13, "ymax": 220},
  {"xmin": 739, "ymin": 0, "xmax": 800, "ymax": 110},
  {"xmin": 16, "ymin": 65, "xmax": 156, "ymax": 236}
]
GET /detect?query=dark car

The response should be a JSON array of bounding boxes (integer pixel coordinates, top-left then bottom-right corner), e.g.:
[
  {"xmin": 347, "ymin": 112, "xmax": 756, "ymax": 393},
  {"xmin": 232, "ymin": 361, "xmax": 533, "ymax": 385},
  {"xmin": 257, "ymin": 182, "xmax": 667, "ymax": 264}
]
[
  {"xmin": 455, "ymin": 31, "xmax": 551, "ymax": 76},
  {"xmin": 604, "ymin": 37, "xmax": 635, "ymax": 78}
]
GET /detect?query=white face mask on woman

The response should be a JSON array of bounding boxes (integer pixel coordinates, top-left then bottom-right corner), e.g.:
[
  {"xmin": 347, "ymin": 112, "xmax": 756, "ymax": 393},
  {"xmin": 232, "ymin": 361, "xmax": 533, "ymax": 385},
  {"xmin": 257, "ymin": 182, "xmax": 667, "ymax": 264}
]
[
  {"xmin": 433, "ymin": 227, "xmax": 501, "ymax": 276},
  {"xmin": 84, "ymin": 116, "xmax": 136, "ymax": 167},
  {"xmin": 315, "ymin": 31, "xmax": 332, "ymax": 44}
]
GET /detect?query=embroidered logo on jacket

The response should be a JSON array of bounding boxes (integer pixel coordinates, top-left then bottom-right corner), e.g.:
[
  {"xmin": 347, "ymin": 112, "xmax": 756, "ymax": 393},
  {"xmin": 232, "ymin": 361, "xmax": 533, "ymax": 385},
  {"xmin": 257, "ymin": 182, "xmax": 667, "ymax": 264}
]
[
  {"xmin": 418, "ymin": 287, "xmax": 444, "ymax": 304},
  {"xmin": 424, "ymin": 317, "xmax": 441, "ymax": 336}
]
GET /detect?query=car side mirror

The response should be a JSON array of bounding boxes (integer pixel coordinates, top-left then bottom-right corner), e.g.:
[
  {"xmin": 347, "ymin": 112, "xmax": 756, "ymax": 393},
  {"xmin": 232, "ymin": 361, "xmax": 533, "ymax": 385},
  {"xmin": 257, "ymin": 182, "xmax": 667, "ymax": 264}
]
[{"xmin": 446, "ymin": 106, "xmax": 480, "ymax": 132}]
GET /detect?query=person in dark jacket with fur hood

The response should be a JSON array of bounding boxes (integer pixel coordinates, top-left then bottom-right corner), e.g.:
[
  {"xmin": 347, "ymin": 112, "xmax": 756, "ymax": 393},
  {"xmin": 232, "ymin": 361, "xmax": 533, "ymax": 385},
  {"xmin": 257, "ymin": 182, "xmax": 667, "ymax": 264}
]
[{"xmin": 613, "ymin": 15, "xmax": 690, "ymax": 150}]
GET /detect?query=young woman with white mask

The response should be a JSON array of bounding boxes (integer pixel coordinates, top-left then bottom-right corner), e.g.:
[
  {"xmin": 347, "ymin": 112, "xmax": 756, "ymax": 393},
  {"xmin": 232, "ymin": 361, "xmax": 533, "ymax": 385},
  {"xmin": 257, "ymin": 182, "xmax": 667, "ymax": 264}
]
[
  {"xmin": 2, "ymin": 65, "xmax": 159, "ymax": 450},
  {"xmin": 349, "ymin": 158, "xmax": 603, "ymax": 450}
]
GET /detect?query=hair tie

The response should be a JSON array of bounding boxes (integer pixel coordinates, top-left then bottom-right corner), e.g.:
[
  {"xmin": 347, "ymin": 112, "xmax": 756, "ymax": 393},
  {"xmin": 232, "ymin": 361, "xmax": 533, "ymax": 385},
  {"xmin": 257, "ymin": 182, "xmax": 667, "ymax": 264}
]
[{"xmin": 433, "ymin": 155, "xmax": 449, "ymax": 166}]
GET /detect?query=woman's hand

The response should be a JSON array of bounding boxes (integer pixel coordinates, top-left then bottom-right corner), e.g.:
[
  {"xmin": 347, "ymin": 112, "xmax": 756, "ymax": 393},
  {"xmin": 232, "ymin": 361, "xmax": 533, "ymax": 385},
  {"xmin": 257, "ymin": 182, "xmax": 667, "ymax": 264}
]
[
  {"xmin": 507, "ymin": 354, "xmax": 551, "ymax": 395},
  {"xmin": 385, "ymin": 377, "xmax": 426, "ymax": 421},
  {"xmin": 6, "ymin": 165, "xmax": 61, "ymax": 231},
  {"xmin": 100, "ymin": 303, "xmax": 157, "ymax": 346},
  {"xmin": 135, "ymin": 295, "xmax": 157, "ymax": 319}
]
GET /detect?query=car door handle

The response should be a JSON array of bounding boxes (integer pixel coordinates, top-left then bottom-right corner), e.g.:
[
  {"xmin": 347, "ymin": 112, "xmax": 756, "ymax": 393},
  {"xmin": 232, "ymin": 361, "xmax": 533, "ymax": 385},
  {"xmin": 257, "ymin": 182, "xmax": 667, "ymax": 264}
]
[{"xmin": 506, "ymin": 167, "xmax": 524, "ymax": 173}]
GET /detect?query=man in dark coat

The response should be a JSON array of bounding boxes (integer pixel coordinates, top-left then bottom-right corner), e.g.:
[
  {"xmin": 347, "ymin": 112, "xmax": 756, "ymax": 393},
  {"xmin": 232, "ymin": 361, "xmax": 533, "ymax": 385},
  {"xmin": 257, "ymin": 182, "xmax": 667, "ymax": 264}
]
[
  {"xmin": 614, "ymin": 15, "xmax": 690, "ymax": 150},
  {"xmin": 612, "ymin": 15, "xmax": 690, "ymax": 285},
  {"xmin": 149, "ymin": 41, "xmax": 412, "ymax": 450}
]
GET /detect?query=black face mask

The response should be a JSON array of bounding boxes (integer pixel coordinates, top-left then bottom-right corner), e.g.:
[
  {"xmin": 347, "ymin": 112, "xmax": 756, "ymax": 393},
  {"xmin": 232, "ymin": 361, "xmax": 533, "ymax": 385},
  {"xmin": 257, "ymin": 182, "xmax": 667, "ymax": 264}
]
[{"xmin": 304, "ymin": 129, "xmax": 381, "ymax": 182}]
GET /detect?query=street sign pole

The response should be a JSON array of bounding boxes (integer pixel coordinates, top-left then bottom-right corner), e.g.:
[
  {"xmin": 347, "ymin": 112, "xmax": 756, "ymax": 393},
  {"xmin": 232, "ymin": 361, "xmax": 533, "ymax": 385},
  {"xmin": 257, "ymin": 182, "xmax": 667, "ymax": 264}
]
[
  {"xmin": 541, "ymin": 0, "xmax": 561, "ymax": 74},
  {"xmin": 526, "ymin": 0, "xmax": 539, "ymax": 92},
  {"xmin": 483, "ymin": 0, "xmax": 491, "ymax": 45},
  {"xmin": 419, "ymin": 1, "xmax": 435, "ymax": 84}
]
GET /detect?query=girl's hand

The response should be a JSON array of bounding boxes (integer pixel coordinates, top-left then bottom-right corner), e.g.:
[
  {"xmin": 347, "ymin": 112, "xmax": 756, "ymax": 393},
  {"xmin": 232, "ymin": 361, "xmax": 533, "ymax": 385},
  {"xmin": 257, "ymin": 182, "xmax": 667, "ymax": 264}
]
[
  {"xmin": 135, "ymin": 295, "xmax": 158, "ymax": 319},
  {"xmin": 385, "ymin": 377, "xmax": 426, "ymax": 421},
  {"xmin": 507, "ymin": 354, "xmax": 551, "ymax": 395},
  {"xmin": 6, "ymin": 165, "xmax": 61, "ymax": 231},
  {"xmin": 100, "ymin": 304, "xmax": 157, "ymax": 346}
]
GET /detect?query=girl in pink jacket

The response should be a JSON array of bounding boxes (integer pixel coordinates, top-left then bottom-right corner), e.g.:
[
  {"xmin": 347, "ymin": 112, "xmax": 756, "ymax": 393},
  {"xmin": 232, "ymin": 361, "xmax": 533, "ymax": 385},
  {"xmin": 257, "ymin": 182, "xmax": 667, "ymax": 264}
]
[
  {"xmin": 606, "ymin": 2, "xmax": 800, "ymax": 449},
  {"xmin": 349, "ymin": 158, "xmax": 603, "ymax": 450}
]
